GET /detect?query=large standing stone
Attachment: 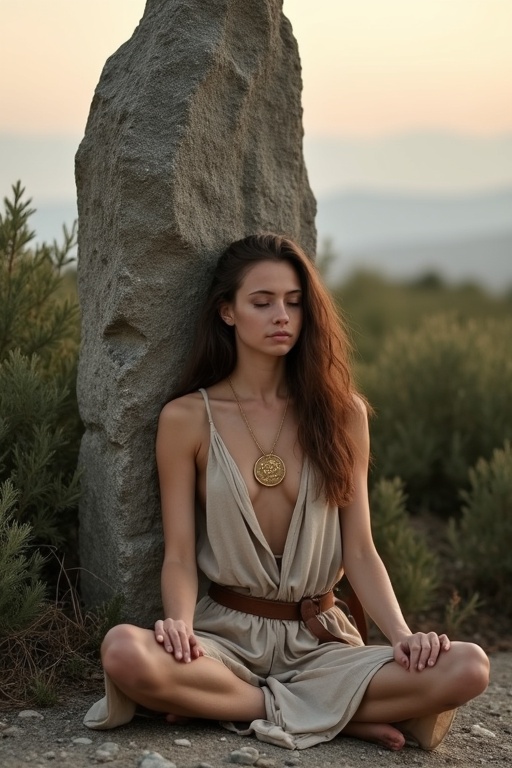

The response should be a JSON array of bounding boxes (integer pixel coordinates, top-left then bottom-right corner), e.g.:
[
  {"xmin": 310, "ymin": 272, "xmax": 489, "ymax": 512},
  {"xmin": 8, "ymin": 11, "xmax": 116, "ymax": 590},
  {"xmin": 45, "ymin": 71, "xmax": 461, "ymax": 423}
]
[{"xmin": 76, "ymin": 0, "xmax": 316, "ymax": 623}]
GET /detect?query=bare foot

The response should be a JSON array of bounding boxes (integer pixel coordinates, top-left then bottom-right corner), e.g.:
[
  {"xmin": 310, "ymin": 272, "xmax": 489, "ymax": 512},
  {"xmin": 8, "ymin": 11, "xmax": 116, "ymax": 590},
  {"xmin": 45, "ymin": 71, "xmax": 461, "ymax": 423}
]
[{"xmin": 342, "ymin": 722, "xmax": 406, "ymax": 751}]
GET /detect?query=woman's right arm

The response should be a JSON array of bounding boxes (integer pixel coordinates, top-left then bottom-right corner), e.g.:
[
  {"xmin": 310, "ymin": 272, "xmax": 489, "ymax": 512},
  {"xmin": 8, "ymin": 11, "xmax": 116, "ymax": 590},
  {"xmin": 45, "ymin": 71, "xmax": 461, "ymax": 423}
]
[{"xmin": 154, "ymin": 396, "xmax": 204, "ymax": 663}]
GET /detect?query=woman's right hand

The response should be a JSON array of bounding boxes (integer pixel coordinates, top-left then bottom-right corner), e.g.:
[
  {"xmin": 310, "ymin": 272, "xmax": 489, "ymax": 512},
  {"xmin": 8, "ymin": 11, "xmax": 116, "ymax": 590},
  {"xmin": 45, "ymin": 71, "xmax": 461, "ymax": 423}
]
[{"xmin": 154, "ymin": 618, "xmax": 205, "ymax": 662}]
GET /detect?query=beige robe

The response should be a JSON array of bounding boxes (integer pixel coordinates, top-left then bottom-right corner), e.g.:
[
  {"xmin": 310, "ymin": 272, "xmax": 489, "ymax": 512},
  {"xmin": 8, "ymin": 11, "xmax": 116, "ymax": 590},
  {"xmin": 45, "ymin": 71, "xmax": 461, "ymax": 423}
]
[{"xmin": 191, "ymin": 389, "xmax": 394, "ymax": 749}]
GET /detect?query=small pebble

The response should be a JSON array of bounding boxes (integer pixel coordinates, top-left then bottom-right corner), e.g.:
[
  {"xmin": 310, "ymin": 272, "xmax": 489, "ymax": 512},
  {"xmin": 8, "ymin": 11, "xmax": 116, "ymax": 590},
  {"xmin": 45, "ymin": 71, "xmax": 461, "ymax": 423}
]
[
  {"xmin": 174, "ymin": 737, "xmax": 192, "ymax": 746},
  {"xmin": 72, "ymin": 736, "xmax": 93, "ymax": 745},
  {"xmin": 229, "ymin": 747, "xmax": 260, "ymax": 765},
  {"xmin": 284, "ymin": 759, "xmax": 301, "ymax": 767},
  {"xmin": 96, "ymin": 741, "xmax": 120, "ymax": 762},
  {"xmin": 2, "ymin": 725, "xmax": 23, "ymax": 737},
  {"xmin": 138, "ymin": 752, "xmax": 177, "ymax": 768},
  {"xmin": 194, "ymin": 763, "xmax": 214, "ymax": 768},
  {"xmin": 471, "ymin": 723, "xmax": 496, "ymax": 738},
  {"xmin": 220, "ymin": 736, "xmax": 227, "ymax": 741},
  {"xmin": 18, "ymin": 710, "xmax": 44, "ymax": 720},
  {"xmin": 42, "ymin": 751, "xmax": 56, "ymax": 760},
  {"xmin": 256, "ymin": 759, "xmax": 276, "ymax": 767},
  {"xmin": 0, "ymin": 721, "xmax": 8, "ymax": 731}
]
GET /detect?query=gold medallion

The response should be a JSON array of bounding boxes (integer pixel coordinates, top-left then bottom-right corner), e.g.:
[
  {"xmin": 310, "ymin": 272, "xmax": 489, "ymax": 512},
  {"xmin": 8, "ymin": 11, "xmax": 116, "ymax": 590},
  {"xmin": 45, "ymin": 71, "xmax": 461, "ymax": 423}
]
[
  {"xmin": 228, "ymin": 378, "xmax": 290, "ymax": 489},
  {"xmin": 254, "ymin": 454, "xmax": 286, "ymax": 487}
]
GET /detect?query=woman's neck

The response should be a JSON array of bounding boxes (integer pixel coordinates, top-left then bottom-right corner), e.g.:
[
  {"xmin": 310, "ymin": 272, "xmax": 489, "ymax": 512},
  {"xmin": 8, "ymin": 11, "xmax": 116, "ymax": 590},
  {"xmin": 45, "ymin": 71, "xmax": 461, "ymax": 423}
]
[{"xmin": 228, "ymin": 361, "xmax": 287, "ymax": 402}]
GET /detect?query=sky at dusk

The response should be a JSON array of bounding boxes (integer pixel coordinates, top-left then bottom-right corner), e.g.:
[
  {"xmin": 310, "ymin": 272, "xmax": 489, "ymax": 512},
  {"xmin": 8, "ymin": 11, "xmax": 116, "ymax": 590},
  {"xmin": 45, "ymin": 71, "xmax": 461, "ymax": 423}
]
[
  {"xmin": 0, "ymin": 0, "xmax": 511, "ymax": 201},
  {"xmin": 1, "ymin": 0, "xmax": 511, "ymax": 137}
]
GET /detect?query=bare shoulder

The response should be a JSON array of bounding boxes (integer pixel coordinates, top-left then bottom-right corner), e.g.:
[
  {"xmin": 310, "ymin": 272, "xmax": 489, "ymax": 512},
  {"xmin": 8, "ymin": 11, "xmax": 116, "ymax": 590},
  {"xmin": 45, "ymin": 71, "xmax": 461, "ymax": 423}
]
[
  {"xmin": 157, "ymin": 392, "xmax": 206, "ymax": 450},
  {"xmin": 159, "ymin": 391, "xmax": 204, "ymax": 424},
  {"xmin": 348, "ymin": 393, "xmax": 369, "ymax": 428}
]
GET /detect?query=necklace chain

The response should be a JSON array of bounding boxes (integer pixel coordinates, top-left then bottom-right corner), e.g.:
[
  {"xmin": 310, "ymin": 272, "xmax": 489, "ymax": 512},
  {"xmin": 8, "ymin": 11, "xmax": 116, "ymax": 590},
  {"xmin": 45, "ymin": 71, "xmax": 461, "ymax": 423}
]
[{"xmin": 227, "ymin": 378, "xmax": 289, "ymax": 456}]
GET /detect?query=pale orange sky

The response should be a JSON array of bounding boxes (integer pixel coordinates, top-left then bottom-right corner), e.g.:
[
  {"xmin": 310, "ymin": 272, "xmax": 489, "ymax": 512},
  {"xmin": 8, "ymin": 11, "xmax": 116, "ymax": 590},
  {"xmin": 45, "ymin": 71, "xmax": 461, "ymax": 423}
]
[{"xmin": 0, "ymin": 0, "xmax": 511, "ymax": 138}]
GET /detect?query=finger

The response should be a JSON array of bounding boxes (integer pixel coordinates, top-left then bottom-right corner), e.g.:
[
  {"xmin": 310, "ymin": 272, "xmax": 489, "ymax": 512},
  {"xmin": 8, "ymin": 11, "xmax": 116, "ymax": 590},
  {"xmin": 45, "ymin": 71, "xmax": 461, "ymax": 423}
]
[
  {"xmin": 393, "ymin": 643, "xmax": 410, "ymax": 669},
  {"xmin": 154, "ymin": 620, "xmax": 165, "ymax": 644},
  {"xmin": 161, "ymin": 620, "xmax": 182, "ymax": 654},
  {"xmin": 166, "ymin": 627, "xmax": 183, "ymax": 659},
  {"xmin": 439, "ymin": 633, "xmax": 451, "ymax": 652},
  {"xmin": 162, "ymin": 627, "xmax": 176, "ymax": 654},
  {"xmin": 168, "ymin": 626, "xmax": 192, "ymax": 661},
  {"xmin": 190, "ymin": 636, "xmax": 205, "ymax": 659},
  {"xmin": 408, "ymin": 637, "xmax": 424, "ymax": 671},
  {"xmin": 424, "ymin": 632, "xmax": 441, "ymax": 668}
]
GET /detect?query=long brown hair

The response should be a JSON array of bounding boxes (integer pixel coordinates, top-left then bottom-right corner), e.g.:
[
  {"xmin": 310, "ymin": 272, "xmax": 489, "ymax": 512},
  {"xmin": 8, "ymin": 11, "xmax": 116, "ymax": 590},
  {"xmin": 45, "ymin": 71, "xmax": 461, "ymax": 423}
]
[{"xmin": 174, "ymin": 233, "xmax": 361, "ymax": 506}]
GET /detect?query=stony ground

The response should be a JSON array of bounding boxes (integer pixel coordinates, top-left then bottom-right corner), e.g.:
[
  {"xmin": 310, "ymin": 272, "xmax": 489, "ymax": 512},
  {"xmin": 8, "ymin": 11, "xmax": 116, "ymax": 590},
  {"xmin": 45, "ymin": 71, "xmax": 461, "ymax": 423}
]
[{"xmin": 1, "ymin": 653, "xmax": 511, "ymax": 768}]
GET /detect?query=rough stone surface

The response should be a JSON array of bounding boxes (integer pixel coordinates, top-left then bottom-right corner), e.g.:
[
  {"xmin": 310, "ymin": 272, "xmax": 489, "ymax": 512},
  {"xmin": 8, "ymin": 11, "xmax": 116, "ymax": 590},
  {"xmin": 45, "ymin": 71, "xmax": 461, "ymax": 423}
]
[{"xmin": 76, "ymin": 0, "xmax": 316, "ymax": 622}]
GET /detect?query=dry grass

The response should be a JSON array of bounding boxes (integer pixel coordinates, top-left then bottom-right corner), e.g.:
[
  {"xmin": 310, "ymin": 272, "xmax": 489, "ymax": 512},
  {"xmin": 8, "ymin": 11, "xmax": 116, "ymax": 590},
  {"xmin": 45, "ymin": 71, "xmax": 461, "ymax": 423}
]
[{"xmin": 0, "ymin": 586, "xmax": 121, "ymax": 710}]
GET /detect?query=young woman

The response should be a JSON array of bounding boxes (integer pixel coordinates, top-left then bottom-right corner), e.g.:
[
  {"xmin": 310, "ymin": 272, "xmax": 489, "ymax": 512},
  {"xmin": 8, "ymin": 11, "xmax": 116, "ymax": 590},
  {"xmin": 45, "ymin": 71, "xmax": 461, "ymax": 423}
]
[{"xmin": 85, "ymin": 233, "xmax": 489, "ymax": 751}]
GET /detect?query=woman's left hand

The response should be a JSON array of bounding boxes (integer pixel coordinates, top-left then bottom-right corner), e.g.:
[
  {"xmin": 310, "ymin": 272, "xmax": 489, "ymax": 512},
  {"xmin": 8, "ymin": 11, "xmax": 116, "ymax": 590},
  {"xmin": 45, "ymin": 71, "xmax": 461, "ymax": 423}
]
[{"xmin": 393, "ymin": 631, "xmax": 451, "ymax": 672}]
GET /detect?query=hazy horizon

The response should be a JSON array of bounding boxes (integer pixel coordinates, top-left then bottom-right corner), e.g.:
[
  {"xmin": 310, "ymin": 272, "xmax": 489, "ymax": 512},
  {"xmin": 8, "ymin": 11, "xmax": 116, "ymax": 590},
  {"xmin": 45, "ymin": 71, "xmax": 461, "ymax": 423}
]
[{"xmin": 2, "ymin": 130, "xmax": 511, "ymax": 206}]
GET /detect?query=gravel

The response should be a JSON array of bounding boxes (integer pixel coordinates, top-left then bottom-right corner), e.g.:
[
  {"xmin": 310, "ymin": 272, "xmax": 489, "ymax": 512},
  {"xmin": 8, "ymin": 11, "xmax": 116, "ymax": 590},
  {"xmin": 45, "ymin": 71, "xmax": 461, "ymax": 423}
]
[{"xmin": 1, "ymin": 652, "xmax": 511, "ymax": 768}]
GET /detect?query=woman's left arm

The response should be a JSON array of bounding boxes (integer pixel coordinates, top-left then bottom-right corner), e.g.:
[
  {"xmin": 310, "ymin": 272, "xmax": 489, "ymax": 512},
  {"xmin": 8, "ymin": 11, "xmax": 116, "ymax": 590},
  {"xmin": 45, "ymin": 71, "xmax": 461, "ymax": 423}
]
[{"xmin": 340, "ymin": 397, "xmax": 450, "ymax": 672}]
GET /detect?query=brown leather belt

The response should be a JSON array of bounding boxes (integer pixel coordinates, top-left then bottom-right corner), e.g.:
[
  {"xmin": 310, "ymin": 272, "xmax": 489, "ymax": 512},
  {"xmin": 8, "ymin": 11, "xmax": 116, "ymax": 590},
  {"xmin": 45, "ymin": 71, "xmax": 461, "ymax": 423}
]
[
  {"xmin": 208, "ymin": 582, "xmax": 335, "ymax": 620},
  {"xmin": 208, "ymin": 583, "xmax": 350, "ymax": 644}
]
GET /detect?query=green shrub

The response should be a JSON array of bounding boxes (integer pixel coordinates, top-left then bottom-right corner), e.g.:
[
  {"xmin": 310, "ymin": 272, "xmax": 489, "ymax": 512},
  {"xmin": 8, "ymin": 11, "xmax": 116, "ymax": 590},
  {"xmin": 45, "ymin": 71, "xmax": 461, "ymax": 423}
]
[
  {"xmin": 0, "ymin": 480, "xmax": 46, "ymax": 636},
  {"xmin": 0, "ymin": 181, "xmax": 78, "ymax": 365},
  {"xmin": 0, "ymin": 183, "xmax": 81, "ymax": 554},
  {"xmin": 370, "ymin": 477, "xmax": 440, "ymax": 620},
  {"xmin": 447, "ymin": 442, "xmax": 512, "ymax": 609},
  {"xmin": 361, "ymin": 314, "xmax": 512, "ymax": 516},
  {"xmin": 0, "ymin": 350, "xmax": 81, "ymax": 547},
  {"xmin": 333, "ymin": 268, "xmax": 511, "ymax": 365},
  {"xmin": 443, "ymin": 590, "xmax": 482, "ymax": 638}
]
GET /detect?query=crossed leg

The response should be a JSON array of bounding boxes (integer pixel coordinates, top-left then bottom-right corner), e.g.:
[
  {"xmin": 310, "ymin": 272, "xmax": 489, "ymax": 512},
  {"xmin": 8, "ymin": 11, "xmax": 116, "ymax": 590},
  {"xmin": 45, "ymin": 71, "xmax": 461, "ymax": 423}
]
[
  {"xmin": 343, "ymin": 642, "xmax": 489, "ymax": 750},
  {"xmin": 101, "ymin": 625, "xmax": 266, "ymax": 721},
  {"xmin": 101, "ymin": 625, "xmax": 489, "ymax": 751}
]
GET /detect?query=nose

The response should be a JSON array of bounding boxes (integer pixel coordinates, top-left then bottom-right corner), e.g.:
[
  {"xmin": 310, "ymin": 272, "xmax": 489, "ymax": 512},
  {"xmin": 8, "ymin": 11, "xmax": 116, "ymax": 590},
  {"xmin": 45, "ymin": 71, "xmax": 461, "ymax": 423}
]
[{"xmin": 273, "ymin": 301, "xmax": 289, "ymax": 324}]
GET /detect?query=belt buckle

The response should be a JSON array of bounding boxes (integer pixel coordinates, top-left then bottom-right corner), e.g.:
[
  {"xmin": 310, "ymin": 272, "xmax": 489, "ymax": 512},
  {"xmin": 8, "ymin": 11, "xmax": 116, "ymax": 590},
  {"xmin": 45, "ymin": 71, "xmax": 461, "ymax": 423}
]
[{"xmin": 299, "ymin": 595, "xmax": 321, "ymax": 622}]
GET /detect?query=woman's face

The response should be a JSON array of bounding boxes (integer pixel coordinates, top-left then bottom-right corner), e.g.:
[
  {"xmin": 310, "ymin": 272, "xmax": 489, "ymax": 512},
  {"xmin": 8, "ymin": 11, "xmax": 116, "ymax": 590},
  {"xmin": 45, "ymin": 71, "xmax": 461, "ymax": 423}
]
[{"xmin": 220, "ymin": 259, "xmax": 303, "ymax": 358}]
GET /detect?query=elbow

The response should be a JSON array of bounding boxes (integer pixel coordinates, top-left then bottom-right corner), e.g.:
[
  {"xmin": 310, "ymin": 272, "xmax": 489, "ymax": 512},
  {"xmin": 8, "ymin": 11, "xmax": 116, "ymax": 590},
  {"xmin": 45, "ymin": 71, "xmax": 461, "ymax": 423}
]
[{"xmin": 344, "ymin": 543, "xmax": 380, "ymax": 575}]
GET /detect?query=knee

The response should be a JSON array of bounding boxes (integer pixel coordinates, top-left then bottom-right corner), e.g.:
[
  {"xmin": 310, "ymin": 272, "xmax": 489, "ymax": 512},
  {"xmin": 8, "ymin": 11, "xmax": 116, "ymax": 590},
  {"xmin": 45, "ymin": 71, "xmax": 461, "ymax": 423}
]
[
  {"xmin": 443, "ymin": 642, "xmax": 489, "ymax": 706},
  {"xmin": 101, "ymin": 624, "xmax": 151, "ymax": 688}
]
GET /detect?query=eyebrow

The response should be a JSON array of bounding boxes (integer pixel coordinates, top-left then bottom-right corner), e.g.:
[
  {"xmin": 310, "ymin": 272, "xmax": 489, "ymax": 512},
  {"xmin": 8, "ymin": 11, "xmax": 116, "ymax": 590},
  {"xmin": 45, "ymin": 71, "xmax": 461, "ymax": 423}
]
[{"xmin": 248, "ymin": 289, "xmax": 302, "ymax": 296}]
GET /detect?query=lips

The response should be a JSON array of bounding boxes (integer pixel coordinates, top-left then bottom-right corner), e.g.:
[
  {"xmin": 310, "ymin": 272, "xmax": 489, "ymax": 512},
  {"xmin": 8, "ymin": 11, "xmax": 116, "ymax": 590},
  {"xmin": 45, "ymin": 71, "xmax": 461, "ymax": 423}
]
[{"xmin": 270, "ymin": 331, "xmax": 292, "ymax": 339}]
